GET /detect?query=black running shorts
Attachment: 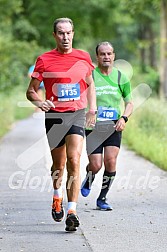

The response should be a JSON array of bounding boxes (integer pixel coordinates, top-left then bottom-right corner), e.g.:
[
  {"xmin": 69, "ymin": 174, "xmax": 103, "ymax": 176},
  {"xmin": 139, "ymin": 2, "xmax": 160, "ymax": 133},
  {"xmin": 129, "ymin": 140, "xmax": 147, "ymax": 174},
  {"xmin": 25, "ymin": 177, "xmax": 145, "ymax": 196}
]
[
  {"xmin": 45, "ymin": 109, "xmax": 85, "ymax": 149},
  {"xmin": 85, "ymin": 121, "xmax": 122, "ymax": 155}
]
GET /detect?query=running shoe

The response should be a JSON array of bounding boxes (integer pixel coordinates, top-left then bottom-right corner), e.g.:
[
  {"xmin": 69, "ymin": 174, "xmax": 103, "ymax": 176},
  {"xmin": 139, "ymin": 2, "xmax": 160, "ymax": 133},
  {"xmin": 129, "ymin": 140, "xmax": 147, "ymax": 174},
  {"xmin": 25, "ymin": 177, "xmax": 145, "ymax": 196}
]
[
  {"xmin": 52, "ymin": 196, "xmax": 64, "ymax": 222},
  {"xmin": 81, "ymin": 176, "xmax": 91, "ymax": 197},
  {"xmin": 96, "ymin": 198, "xmax": 113, "ymax": 211},
  {"xmin": 81, "ymin": 171, "xmax": 95, "ymax": 197},
  {"xmin": 65, "ymin": 210, "xmax": 80, "ymax": 232}
]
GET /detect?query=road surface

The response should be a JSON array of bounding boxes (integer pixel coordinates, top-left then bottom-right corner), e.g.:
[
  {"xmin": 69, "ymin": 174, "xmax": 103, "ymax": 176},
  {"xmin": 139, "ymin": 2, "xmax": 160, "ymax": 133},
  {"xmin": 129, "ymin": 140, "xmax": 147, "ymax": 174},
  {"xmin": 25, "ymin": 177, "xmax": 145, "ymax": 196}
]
[{"xmin": 0, "ymin": 112, "xmax": 166, "ymax": 252}]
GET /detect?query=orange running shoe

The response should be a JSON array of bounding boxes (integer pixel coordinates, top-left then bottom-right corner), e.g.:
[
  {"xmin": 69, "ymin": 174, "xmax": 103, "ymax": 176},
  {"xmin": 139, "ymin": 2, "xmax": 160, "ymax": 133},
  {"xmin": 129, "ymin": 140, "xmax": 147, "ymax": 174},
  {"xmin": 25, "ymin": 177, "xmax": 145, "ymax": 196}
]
[{"xmin": 52, "ymin": 196, "xmax": 64, "ymax": 222}]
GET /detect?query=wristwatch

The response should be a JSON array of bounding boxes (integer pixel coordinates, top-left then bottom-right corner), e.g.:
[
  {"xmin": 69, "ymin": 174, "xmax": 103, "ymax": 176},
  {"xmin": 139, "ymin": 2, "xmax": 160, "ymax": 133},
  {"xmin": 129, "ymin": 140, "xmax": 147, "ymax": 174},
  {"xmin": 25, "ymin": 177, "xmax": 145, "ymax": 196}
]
[
  {"xmin": 121, "ymin": 115, "xmax": 128, "ymax": 123},
  {"xmin": 88, "ymin": 109, "xmax": 97, "ymax": 115}
]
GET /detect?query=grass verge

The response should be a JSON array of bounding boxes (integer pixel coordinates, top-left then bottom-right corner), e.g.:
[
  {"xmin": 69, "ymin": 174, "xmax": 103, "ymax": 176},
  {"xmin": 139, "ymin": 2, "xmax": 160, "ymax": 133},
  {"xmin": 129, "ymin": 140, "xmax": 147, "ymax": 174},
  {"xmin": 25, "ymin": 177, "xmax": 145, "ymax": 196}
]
[
  {"xmin": 123, "ymin": 98, "xmax": 167, "ymax": 171},
  {"xmin": 0, "ymin": 87, "xmax": 34, "ymax": 138}
]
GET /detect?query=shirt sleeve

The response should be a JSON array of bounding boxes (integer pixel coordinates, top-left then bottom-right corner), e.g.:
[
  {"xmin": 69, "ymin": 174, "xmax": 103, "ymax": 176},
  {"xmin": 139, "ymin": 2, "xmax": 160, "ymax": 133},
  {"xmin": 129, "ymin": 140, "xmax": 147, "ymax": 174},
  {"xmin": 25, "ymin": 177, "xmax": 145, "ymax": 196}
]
[
  {"xmin": 122, "ymin": 81, "xmax": 132, "ymax": 102},
  {"xmin": 85, "ymin": 52, "xmax": 95, "ymax": 77},
  {"xmin": 121, "ymin": 74, "xmax": 132, "ymax": 102},
  {"xmin": 31, "ymin": 57, "xmax": 44, "ymax": 82}
]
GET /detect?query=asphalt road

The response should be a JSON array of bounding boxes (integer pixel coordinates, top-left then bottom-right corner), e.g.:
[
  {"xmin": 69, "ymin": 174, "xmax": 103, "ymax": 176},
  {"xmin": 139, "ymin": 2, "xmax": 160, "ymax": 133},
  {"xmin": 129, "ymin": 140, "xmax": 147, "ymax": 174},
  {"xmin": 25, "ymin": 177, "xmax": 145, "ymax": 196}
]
[{"xmin": 0, "ymin": 112, "xmax": 166, "ymax": 252}]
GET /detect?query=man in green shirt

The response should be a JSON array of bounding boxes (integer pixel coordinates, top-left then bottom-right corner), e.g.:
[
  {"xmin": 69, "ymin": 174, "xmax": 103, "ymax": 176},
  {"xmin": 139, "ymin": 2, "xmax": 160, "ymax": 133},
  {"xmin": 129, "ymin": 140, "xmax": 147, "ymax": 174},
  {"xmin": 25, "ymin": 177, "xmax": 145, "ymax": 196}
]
[{"xmin": 81, "ymin": 41, "xmax": 133, "ymax": 210}]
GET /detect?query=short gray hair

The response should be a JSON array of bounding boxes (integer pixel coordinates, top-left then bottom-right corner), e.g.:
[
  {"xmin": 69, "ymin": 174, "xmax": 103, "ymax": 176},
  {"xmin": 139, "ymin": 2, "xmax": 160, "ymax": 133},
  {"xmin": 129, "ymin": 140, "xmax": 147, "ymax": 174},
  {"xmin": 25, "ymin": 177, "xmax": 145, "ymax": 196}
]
[
  {"xmin": 53, "ymin": 17, "xmax": 74, "ymax": 33},
  {"xmin": 96, "ymin": 41, "xmax": 114, "ymax": 55}
]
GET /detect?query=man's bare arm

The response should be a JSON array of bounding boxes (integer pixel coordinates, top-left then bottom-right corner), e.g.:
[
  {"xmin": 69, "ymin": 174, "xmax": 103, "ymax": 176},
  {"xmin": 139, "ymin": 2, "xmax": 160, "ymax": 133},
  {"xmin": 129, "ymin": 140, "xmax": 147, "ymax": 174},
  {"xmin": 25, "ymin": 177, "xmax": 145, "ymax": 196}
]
[
  {"xmin": 26, "ymin": 78, "xmax": 55, "ymax": 111},
  {"xmin": 85, "ymin": 75, "xmax": 97, "ymax": 111}
]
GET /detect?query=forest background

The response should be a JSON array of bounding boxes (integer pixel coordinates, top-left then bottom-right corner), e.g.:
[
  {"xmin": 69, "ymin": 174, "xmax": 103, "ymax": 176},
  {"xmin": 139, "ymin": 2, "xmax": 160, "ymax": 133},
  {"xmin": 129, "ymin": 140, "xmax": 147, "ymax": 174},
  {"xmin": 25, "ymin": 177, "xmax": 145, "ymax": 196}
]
[{"xmin": 0, "ymin": 0, "xmax": 166, "ymax": 170}]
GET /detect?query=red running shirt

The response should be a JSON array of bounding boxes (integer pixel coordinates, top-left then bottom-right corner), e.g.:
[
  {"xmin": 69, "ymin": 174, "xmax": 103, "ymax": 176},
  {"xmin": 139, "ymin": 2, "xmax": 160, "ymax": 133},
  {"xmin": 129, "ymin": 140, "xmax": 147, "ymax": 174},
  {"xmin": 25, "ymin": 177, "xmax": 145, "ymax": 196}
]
[{"xmin": 32, "ymin": 49, "xmax": 94, "ymax": 112}]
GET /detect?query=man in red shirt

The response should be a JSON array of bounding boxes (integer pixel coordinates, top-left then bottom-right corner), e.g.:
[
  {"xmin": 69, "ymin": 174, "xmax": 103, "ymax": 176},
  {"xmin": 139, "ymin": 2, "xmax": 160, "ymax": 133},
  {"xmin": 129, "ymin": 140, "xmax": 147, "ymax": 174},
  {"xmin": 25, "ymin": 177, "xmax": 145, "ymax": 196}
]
[{"xmin": 26, "ymin": 17, "xmax": 97, "ymax": 232}]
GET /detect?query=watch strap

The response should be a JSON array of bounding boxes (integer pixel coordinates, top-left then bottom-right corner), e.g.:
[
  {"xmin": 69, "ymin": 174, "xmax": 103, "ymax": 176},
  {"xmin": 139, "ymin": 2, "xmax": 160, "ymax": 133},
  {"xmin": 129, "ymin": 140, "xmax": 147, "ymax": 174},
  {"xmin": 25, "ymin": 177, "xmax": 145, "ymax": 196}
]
[{"xmin": 121, "ymin": 115, "xmax": 128, "ymax": 123}]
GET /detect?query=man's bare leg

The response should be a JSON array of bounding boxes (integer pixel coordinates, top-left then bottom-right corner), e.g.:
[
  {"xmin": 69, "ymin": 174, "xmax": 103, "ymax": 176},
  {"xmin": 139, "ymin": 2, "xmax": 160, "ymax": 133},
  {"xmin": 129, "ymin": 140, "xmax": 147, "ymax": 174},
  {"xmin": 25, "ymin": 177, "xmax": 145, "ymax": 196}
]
[
  {"xmin": 65, "ymin": 134, "xmax": 84, "ymax": 231},
  {"xmin": 51, "ymin": 145, "xmax": 66, "ymax": 222}
]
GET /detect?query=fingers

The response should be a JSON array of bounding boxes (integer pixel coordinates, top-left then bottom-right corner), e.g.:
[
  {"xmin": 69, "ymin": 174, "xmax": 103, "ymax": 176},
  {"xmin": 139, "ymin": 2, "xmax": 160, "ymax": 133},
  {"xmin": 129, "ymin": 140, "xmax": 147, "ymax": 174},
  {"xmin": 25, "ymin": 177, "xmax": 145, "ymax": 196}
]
[
  {"xmin": 86, "ymin": 113, "xmax": 96, "ymax": 128},
  {"xmin": 41, "ymin": 96, "xmax": 55, "ymax": 111},
  {"xmin": 114, "ymin": 119, "xmax": 125, "ymax": 131},
  {"xmin": 41, "ymin": 101, "xmax": 50, "ymax": 111},
  {"xmin": 86, "ymin": 121, "xmax": 95, "ymax": 128},
  {"xmin": 50, "ymin": 96, "xmax": 55, "ymax": 104},
  {"xmin": 46, "ymin": 100, "xmax": 55, "ymax": 108}
]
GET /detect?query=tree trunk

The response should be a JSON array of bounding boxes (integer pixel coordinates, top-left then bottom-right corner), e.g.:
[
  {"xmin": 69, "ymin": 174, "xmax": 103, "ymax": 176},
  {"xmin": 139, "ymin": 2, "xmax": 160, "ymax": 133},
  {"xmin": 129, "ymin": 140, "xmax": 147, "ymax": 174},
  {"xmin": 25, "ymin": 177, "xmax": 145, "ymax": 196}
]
[
  {"xmin": 159, "ymin": 0, "xmax": 167, "ymax": 99},
  {"xmin": 138, "ymin": 24, "xmax": 147, "ymax": 72},
  {"xmin": 148, "ymin": 26, "xmax": 157, "ymax": 69}
]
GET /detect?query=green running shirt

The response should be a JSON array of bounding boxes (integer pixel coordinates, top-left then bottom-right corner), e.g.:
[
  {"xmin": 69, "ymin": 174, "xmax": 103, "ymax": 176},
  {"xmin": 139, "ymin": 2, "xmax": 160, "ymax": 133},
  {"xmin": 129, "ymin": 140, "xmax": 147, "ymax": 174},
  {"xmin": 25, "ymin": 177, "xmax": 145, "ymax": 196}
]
[{"xmin": 93, "ymin": 66, "xmax": 132, "ymax": 121}]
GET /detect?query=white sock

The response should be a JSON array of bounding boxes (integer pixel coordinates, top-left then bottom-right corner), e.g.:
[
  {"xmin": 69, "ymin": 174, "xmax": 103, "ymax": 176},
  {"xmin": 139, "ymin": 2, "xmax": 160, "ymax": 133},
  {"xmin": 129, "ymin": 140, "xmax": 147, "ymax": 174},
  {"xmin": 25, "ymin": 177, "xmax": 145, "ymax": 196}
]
[
  {"xmin": 67, "ymin": 202, "xmax": 77, "ymax": 212},
  {"xmin": 53, "ymin": 188, "xmax": 63, "ymax": 198}
]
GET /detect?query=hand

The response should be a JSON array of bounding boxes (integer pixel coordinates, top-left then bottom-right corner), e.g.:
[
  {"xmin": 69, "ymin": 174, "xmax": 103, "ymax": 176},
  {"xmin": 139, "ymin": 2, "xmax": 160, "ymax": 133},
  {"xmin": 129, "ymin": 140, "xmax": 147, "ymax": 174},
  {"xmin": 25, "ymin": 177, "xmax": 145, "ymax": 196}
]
[
  {"xmin": 114, "ymin": 118, "xmax": 126, "ymax": 131},
  {"xmin": 40, "ymin": 96, "xmax": 55, "ymax": 112},
  {"xmin": 86, "ymin": 112, "xmax": 96, "ymax": 128}
]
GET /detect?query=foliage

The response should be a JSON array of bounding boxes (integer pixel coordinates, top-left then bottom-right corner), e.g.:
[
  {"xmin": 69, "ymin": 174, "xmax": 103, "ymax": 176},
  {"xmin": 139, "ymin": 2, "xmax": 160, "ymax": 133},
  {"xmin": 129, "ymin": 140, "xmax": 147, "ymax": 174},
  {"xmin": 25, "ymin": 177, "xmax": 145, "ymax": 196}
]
[
  {"xmin": 0, "ymin": 86, "xmax": 33, "ymax": 137},
  {"xmin": 13, "ymin": 18, "xmax": 40, "ymax": 41},
  {"xmin": 123, "ymin": 98, "xmax": 167, "ymax": 171},
  {"xmin": 131, "ymin": 66, "xmax": 159, "ymax": 94},
  {"xmin": 0, "ymin": 36, "xmax": 45, "ymax": 92},
  {"xmin": 143, "ymin": 67, "xmax": 159, "ymax": 93},
  {"xmin": 0, "ymin": 0, "xmax": 161, "ymax": 90},
  {"xmin": 0, "ymin": 0, "xmax": 23, "ymax": 34}
]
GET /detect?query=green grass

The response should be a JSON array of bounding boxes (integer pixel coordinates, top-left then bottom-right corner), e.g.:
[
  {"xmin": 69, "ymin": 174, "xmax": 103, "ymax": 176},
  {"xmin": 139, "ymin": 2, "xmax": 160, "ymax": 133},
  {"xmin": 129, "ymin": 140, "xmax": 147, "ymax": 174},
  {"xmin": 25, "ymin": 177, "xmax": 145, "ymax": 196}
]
[
  {"xmin": 123, "ymin": 98, "xmax": 167, "ymax": 171},
  {"xmin": 0, "ymin": 86, "xmax": 34, "ymax": 138}
]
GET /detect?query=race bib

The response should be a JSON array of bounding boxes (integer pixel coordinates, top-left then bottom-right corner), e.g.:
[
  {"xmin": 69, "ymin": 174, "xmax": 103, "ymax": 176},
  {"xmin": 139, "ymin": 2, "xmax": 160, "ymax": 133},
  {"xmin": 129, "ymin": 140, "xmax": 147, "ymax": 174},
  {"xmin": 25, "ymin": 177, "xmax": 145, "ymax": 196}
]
[
  {"xmin": 57, "ymin": 83, "xmax": 80, "ymax": 101},
  {"xmin": 97, "ymin": 106, "xmax": 118, "ymax": 120}
]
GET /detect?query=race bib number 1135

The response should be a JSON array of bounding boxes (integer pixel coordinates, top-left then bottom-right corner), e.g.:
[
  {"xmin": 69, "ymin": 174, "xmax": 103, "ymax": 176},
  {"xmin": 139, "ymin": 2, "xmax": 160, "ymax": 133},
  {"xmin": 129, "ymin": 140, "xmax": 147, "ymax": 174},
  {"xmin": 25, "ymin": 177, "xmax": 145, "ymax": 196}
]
[{"xmin": 57, "ymin": 83, "xmax": 80, "ymax": 101}]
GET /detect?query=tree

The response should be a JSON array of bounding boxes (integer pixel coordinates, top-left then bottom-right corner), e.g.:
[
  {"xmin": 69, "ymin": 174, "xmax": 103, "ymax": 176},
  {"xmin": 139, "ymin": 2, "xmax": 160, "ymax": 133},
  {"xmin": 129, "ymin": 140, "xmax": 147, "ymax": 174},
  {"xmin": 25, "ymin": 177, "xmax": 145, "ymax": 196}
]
[
  {"xmin": 159, "ymin": 0, "xmax": 167, "ymax": 99},
  {"xmin": 0, "ymin": 0, "xmax": 44, "ymax": 92},
  {"xmin": 121, "ymin": 0, "xmax": 160, "ymax": 71}
]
